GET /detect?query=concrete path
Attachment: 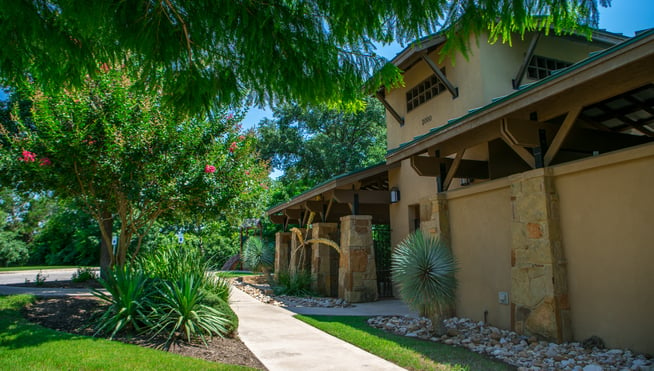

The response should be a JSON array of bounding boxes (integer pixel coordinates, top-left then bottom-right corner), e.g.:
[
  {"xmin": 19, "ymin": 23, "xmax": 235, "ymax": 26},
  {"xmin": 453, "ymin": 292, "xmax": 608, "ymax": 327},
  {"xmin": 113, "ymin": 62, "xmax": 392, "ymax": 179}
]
[
  {"xmin": 229, "ymin": 287, "xmax": 406, "ymax": 371},
  {"xmin": 0, "ymin": 269, "xmax": 411, "ymax": 370}
]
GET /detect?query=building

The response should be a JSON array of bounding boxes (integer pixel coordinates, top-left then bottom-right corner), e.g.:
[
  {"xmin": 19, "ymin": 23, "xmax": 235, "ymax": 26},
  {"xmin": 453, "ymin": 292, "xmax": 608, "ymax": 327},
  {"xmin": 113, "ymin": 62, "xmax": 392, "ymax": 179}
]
[{"xmin": 268, "ymin": 28, "xmax": 654, "ymax": 354}]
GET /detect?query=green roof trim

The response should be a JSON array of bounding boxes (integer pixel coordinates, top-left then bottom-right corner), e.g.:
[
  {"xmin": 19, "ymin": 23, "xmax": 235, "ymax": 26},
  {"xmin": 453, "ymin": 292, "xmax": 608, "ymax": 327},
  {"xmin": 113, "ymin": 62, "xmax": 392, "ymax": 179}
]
[
  {"xmin": 266, "ymin": 161, "xmax": 388, "ymax": 214},
  {"xmin": 386, "ymin": 28, "xmax": 654, "ymax": 157}
]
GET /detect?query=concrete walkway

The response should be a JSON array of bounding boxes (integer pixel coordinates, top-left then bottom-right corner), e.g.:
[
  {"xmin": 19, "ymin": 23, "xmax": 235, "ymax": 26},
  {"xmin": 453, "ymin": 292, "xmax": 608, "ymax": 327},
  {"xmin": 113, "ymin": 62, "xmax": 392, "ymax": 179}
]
[
  {"xmin": 230, "ymin": 287, "xmax": 406, "ymax": 371},
  {"xmin": 0, "ymin": 269, "xmax": 412, "ymax": 370}
]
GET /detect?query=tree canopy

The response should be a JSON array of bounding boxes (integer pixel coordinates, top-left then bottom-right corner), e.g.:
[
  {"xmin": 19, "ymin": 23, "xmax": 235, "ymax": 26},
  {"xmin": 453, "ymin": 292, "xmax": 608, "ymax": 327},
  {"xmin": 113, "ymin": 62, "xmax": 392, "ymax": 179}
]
[
  {"xmin": 0, "ymin": 67, "xmax": 270, "ymax": 269},
  {"xmin": 256, "ymin": 98, "xmax": 386, "ymax": 201},
  {"xmin": 0, "ymin": 0, "xmax": 609, "ymax": 113}
]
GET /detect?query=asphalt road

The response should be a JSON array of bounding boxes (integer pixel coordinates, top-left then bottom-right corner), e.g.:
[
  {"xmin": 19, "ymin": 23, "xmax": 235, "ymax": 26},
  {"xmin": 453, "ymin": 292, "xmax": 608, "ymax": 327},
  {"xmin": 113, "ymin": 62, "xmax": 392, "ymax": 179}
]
[{"xmin": 0, "ymin": 268, "xmax": 98, "ymax": 285}]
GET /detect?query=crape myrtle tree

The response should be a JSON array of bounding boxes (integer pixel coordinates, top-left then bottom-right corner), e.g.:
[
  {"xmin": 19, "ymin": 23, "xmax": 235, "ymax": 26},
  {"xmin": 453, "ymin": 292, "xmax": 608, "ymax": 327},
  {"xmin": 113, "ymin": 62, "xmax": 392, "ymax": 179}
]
[
  {"xmin": 0, "ymin": 1, "xmax": 609, "ymax": 113},
  {"xmin": 0, "ymin": 67, "xmax": 270, "ymax": 272}
]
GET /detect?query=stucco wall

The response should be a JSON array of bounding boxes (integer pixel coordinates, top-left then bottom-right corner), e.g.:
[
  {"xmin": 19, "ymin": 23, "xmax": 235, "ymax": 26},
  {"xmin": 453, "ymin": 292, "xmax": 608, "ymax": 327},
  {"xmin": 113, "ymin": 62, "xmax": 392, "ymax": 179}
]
[
  {"xmin": 447, "ymin": 180, "xmax": 513, "ymax": 329},
  {"xmin": 553, "ymin": 143, "xmax": 654, "ymax": 354}
]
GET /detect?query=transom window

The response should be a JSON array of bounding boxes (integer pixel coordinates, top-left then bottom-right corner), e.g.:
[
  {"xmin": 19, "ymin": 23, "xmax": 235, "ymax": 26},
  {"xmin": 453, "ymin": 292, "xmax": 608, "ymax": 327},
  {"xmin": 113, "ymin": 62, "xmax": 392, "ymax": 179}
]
[
  {"xmin": 527, "ymin": 55, "xmax": 572, "ymax": 80},
  {"xmin": 406, "ymin": 71, "xmax": 446, "ymax": 112}
]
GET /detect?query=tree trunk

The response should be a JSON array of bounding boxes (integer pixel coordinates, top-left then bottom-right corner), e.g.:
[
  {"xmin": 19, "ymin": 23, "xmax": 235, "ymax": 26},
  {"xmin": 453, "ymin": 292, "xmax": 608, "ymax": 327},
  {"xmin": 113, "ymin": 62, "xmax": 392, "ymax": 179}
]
[{"xmin": 99, "ymin": 210, "xmax": 114, "ymax": 278}]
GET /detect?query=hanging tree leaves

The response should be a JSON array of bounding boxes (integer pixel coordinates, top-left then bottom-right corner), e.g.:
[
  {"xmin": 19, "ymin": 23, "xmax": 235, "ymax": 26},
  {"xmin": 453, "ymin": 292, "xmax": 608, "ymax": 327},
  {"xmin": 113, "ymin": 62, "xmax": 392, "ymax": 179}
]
[{"xmin": 0, "ymin": 1, "xmax": 610, "ymax": 113}]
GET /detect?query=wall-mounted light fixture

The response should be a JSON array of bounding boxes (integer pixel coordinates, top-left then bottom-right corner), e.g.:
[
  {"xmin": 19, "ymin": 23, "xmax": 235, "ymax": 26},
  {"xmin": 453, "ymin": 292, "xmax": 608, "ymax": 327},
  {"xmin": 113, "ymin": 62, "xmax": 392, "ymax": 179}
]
[{"xmin": 390, "ymin": 187, "xmax": 400, "ymax": 203}]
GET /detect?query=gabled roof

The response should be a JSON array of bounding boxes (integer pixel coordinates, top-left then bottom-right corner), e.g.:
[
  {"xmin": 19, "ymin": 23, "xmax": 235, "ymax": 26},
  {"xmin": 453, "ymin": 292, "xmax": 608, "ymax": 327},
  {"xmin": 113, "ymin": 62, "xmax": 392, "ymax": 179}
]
[
  {"xmin": 390, "ymin": 27, "xmax": 628, "ymax": 71},
  {"xmin": 386, "ymin": 28, "xmax": 654, "ymax": 163}
]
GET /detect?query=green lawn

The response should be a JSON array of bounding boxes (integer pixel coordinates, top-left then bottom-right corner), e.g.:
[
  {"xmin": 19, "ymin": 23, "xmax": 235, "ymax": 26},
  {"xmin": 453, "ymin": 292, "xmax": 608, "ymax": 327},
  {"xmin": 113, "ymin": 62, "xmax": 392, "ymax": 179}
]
[
  {"xmin": 296, "ymin": 315, "xmax": 515, "ymax": 371},
  {"xmin": 0, "ymin": 295, "xmax": 254, "ymax": 371},
  {"xmin": 0, "ymin": 266, "xmax": 82, "ymax": 272}
]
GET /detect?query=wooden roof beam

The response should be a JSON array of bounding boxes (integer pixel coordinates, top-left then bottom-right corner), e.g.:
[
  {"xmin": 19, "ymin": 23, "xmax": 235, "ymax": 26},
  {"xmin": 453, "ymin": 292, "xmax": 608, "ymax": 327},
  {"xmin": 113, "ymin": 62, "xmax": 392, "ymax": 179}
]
[
  {"xmin": 332, "ymin": 190, "xmax": 390, "ymax": 205},
  {"xmin": 422, "ymin": 55, "xmax": 459, "ymax": 98},
  {"xmin": 411, "ymin": 155, "xmax": 489, "ymax": 179},
  {"xmin": 513, "ymin": 32, "xmax": 541, "ymax": 89},
  {"xmin": 376, "ymin": 91, "xmax": 404, "ymax": 126},
  {"xmin": 544, "ymin": 106, "xmax": 582, "ymax": 166}
]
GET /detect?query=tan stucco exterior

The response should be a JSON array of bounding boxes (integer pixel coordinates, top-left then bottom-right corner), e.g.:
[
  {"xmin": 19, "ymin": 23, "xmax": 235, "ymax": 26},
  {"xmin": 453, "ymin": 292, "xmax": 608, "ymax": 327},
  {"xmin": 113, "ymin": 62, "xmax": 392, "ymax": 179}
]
[
  {"xmin": 447, "ymin": 180, "xmax": 513, "ymax": 329},
  {"xmin": 553, "ymin": 144, "xmax": 654, "ymax": 353}
]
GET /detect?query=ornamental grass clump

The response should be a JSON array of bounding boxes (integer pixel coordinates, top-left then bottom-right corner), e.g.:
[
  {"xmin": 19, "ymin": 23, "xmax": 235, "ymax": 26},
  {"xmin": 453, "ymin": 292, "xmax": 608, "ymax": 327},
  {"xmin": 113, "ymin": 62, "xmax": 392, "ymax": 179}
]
[
  {"xmin": 93, "ymin": 244, "xmax": 236, "ymax": 348},
  {"xmin": 242, "ymin": 236, "xmax": 274, "ymax": 273},
  {"xmin": 391, "ymin": 230, "xmax": 458, "ymax": 335}
]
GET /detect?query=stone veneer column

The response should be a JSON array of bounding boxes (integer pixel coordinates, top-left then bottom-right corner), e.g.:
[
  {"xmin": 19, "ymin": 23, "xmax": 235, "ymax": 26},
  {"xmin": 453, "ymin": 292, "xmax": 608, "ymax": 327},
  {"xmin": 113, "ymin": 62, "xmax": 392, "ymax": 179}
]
[
  {"xmin": 288, "ymin": 228, "xmax": 310, "ymax": 273},
  {"xmin": 338, "ymin": 215, "xmax": 378, "ymax": 303},
  {"xmin": 274, "ymin": 232, "xmax": 291, "ymax": 274},
  {"xmin": 311, "ymin": 223, "xmax": 340, "ymax": 297},
  {"xmin": 422, "ymin": 194, "xmax": 451, "ymax": 245},
  {"xmin": 509, "ymin": 168, "xmax": 572, "ymax": 343}
]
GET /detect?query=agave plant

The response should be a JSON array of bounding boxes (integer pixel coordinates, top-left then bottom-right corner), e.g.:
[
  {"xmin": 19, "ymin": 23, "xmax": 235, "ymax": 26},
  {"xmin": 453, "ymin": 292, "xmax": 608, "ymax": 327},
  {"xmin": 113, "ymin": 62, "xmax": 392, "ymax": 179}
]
[
  {"xmin": 242, "ymin": 236, "xmax": 274, "ymax": 272},
  {"xmin": 93, "ymin": 264, "xmax": 153, "ymax": 339},
  {"xmin": 391, "ymin": 230, "xmax": 457, "ymax": 335},
  {"xmin": 149, "ymin": 274, "xmax": 231, "ymax": 349}
]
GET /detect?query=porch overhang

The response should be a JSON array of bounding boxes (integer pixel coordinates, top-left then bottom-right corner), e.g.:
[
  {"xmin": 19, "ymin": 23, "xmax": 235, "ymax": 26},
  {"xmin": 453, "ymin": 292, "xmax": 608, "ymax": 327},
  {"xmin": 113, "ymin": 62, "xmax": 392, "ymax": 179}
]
[
  {"xmin": 266, "ymin": 162, "xmax": 398, "ymax": 227},
  {"xmin": 386, "ymin": 30, "xmax": 654, "ymax": 186}
]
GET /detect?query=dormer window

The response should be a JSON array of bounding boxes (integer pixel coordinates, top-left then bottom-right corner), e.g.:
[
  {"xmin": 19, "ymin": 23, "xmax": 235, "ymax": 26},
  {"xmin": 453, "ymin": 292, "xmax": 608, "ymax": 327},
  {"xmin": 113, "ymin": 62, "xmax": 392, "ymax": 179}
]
[
  {"xmin": 406, "ymin": 70, "xmax": 446, "ymax": 112},
  {"xmin": 527, "ymin": 55, "xmax": 572, "ymax": 80}
]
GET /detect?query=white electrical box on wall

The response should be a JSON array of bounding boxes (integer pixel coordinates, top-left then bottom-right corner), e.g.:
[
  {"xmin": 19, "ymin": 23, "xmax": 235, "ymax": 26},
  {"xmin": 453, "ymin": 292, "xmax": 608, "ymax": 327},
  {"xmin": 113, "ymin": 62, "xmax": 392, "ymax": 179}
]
[{"xmin": 498, "ymin": 291, "xmax": 509, "ymax": 305}]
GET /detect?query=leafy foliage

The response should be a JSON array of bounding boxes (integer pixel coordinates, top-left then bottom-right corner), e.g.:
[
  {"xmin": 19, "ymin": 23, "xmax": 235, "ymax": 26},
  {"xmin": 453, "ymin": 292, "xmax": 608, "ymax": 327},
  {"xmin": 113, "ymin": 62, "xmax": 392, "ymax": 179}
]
[
  {"xmin": 150, "ymin": 275, "xmax": 231, "ymax": 348},
  {"xmin": 391, "ymin": 230, "xmax": 458, "ymax": 318},
  {"xmin": 71, "ymin": 266, "xmax": 98, "ymax": 283},
  {"xmin": 242, "ymin": 236, "xmax": 274, "ymax": 272},
  {"xmin": 0, "ymin": 1, "xmax": 606, "ymax": 113},
  {"xmin": 0, "ymin": 230, "xmax": 28, "ymax": 266},
  {"xmin": 257, "ymin": 98, "xmax": 386, "ymax": 195},
  {"xmin": 273, "ymin": 270, "xmax": 315, "ymax": 297},
  {"xmin": 0, "ymin": 68, "xmax": 269, "ymax": 270},
  {"xmin": 93, "ymin": 265, "xmax": 153, "ymax": 338}
]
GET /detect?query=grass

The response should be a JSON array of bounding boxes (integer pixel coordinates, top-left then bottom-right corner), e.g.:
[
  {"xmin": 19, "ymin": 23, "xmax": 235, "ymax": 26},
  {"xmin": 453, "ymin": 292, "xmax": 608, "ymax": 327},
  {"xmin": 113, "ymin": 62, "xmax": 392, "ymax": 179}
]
[
  {"xmin": 215, "ymin": 271, "xmax": 262, "ymax": 279},
  {"xmin": 296, "ymin": 315, "xmax": 515, "ymax": 371},
  {"xmin": 0, "ymin": 266, "xmax": 81, "ymax": 272},
  {"xmin": 0, "ymin": 295, "xmax": 254, "ymax": 371}
]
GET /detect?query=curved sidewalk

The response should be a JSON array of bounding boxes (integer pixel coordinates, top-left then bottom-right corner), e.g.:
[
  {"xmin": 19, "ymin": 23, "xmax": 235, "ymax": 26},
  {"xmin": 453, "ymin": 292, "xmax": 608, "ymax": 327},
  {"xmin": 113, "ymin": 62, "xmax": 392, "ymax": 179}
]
[{"xmin": 229, "ymin": 287, "xmax": 406, "ymax": 371}]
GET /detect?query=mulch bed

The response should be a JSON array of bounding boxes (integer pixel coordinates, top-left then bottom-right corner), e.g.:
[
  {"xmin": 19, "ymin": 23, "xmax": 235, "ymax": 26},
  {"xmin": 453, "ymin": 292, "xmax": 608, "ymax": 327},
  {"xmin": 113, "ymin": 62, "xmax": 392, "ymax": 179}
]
[{"xmin": 18, "ymin": 281, "xmax": 266, "ymax": 370}]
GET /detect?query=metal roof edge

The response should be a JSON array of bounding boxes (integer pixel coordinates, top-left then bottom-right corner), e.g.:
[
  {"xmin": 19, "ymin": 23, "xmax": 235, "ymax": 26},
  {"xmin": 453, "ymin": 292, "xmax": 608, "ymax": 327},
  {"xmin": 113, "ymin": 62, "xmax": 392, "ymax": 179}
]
[{"xmin": 385, "ymin": 28, "xmax": 654, "ymax": 161}]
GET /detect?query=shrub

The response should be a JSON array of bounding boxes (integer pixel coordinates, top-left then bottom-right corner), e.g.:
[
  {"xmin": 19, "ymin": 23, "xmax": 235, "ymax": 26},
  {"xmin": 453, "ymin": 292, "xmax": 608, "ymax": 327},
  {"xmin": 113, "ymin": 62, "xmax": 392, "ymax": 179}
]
[
  {"xmin": 273, "ymin": 270, "xmax": 314, "ymax": 297},
  {"xmin": 93, "ymin": 264, "xmax": 153, "ymax": 338},
  {"xmin": 71, "ymin": 267, "xmax": 98, "ymax": 282},
  {"xmin": 391, "ymin": 230, "xmax": 457, "ymax": 335},
  {"xmin": 242, "ymin": 236, "xmax": 274, "ymax": 272},
  {"xmin": 149, "ymin": 274, "xmax": 231, "ymax": 348}
]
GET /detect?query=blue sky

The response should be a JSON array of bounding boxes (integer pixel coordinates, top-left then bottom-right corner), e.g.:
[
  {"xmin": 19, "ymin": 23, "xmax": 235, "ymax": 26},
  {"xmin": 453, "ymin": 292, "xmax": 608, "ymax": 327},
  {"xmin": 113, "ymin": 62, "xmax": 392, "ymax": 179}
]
[{"xmin": 241, "ymin": 0, "xmax": 654, "ymax": 129}]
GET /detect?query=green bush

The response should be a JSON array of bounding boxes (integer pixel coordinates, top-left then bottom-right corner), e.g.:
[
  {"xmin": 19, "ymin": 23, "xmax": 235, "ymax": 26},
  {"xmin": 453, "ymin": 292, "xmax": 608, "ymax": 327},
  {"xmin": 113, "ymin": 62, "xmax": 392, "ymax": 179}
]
[
  {"xmin": 71, "ymin": 267, "xmax": 98, "ymax": 282},
  {"xmin": 242, "ymin": 236, "xmax": 274, "ymax": 272},
  {"xmin": 0, "ymin": 231, "xmax": 29, "ymax": 266},
  {"xmin": 150, "ymin": 275, "xmax": 231, "ymax": 348},
  {"xmin": 93, "ymin": 265, "xmax": 153, "ymax": 338},
  {"xmin": 273, "ymin": 270, "xmax": 314, "ymax": 297}
]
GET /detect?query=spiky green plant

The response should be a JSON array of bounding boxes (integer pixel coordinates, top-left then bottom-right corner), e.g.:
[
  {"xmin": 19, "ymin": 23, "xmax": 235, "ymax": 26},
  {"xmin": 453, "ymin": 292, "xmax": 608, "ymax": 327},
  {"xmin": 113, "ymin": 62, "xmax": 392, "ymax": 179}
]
[
  {"xmin": 391, "ymin": 230, "xmax": 457, "ymax": 334},
  {"xmin": 93, "ymin": 264, "xmax": 153, "ymax": 338},
  {"xmin": 149, "ymin": 274, "xmax": 231, "ymax": 349},
  {"xmin": 273, "ymin": 269, "xmax": 315, "ymax": 297},
  {"xmin": 242, "ymin": 236, "xmax": 274, "ymax": 272}
]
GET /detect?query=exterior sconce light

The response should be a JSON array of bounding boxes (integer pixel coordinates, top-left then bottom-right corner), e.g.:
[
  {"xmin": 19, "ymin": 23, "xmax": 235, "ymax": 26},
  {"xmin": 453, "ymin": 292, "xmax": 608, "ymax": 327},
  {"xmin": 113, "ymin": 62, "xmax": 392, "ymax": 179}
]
[{"xmin": 390, "ymin": 187, "xmax": 400, "ymax": 203}]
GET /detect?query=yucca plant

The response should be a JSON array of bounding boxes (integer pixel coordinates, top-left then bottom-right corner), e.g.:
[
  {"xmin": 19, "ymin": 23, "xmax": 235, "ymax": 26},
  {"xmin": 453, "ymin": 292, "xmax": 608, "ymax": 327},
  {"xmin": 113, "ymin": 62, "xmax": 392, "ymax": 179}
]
[
  {"xmin": 149, "ymin": 274, "xmax": 231, "ymax": 349},
  {"xmin": 273, "ymin": 269, "xmax": 315, "ymax": 296},
  {"xmin": 391, "ymin": 230, "xmax": 458, "ymax": 335},
  {"xmin": 242, "ymin": 236, "xmax": 274, "ymax": 272},
  {"xmin": 93, "ymin": 264, "xmax": 153, "ymax": 339}
]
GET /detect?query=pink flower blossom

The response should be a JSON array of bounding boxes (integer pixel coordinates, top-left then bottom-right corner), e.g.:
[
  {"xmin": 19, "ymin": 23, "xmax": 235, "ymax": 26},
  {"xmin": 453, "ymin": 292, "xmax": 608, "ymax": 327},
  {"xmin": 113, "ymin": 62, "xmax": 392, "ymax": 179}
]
[
  {"xmin": 229, "ymin": 142, "xmax": 238, "ymax": 153},
  {"xmin": 239, "ymin": 135, "xmax": 246, "ymax": 141},
  {"xmin": 19, "ymin": 150, "xmax": 36, "ymax": 162},
  {"xmin": 100, "ymin": 62, "xmax": 111, "ymax": 73},
  {"xmin": 39, "ymin": 157, "xmax": 52, "ymax": 166},
  {"xmin": 245, "ymin": 170, "xmax": 250, "ymax": 176},
  {"xmin": 204, "ymin": 165, "xmax": 216, "ymax": 173},
  {"xmin": 225, "ymin": 113, "xmax": 234, "ymax": 120},
  {"xmin": 260, "ymin": 183, "xmax": 269, "ymax": 190}
]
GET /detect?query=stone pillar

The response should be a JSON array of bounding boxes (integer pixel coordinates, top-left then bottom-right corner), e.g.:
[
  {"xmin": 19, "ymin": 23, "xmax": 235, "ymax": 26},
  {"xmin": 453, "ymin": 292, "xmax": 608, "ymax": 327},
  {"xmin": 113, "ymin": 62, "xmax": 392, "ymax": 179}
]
[
  {"xmin": 274, "ymin": 232, "xmax": 291, "ymax": 274},
  {"xmin": 423, "ymin": 194, "xmax": 451, "ymax": 245},
  {"xmin": 311, "ymin": 223, "xmax": 340, "ymax": 297},
  {"xmin": 289, "ymin": 228, "xmax": 311, "ymax": 273},
  {"xmin": 338, "ymin": 215, "xmax": 378, "ymax": 303},
  {"xmin": 509, "ymin": 168, "xmax": 572, "ymax": 343}
]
